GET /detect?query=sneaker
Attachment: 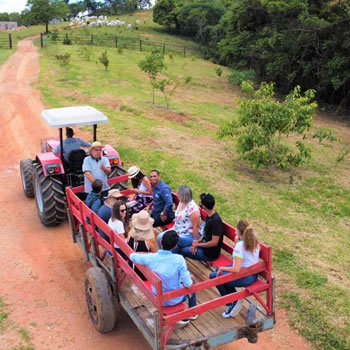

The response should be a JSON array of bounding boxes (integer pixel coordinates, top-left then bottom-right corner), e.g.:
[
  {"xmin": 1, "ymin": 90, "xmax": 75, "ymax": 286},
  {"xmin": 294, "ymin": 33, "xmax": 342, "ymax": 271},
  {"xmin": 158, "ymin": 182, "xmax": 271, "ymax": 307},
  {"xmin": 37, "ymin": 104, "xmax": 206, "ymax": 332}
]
[
  {"xmin": 175, "ymin": 319, "xmax": 190, "ymax": 328},
  {"xmin": 187, "ymin": 314, "xmax": 198, "ymax": 321},
  {"xmin": 221, "ymin": 300, "xmax": 242, "ymax": 318}
]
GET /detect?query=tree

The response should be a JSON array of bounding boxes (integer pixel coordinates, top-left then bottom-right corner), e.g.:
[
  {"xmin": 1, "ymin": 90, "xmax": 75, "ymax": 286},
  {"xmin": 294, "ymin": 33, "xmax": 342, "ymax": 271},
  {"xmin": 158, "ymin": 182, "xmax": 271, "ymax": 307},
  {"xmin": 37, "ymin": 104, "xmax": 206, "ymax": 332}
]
[
  {"xmin": 98, "ymin": 50, "xmax": 109, "ymax": 71},
  {"xmin": 24, "ymin": 0, "xmax": 68, "ymax": 33},
  {"xmin": 139, "ymin": 50, "xmax": 166, "ymax": 104},
  {"xmin": 157, "ymin": 75, "xmax": 191, "ymax": 109},
  {"xmin": 219, "ymin": 81, "xmax": 318, "ymax": 170},
  {"xmin": 153, "ymin": 0, "xmax": 181, "ymax": 31}
]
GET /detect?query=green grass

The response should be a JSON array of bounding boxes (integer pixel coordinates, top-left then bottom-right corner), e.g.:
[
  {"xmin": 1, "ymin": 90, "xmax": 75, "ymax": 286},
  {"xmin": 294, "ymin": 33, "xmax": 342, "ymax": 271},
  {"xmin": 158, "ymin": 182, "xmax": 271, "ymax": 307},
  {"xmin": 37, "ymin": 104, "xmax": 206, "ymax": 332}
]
[{"xmin": 33, "ymin": 16, "xmax": 350, "ymax": 350}]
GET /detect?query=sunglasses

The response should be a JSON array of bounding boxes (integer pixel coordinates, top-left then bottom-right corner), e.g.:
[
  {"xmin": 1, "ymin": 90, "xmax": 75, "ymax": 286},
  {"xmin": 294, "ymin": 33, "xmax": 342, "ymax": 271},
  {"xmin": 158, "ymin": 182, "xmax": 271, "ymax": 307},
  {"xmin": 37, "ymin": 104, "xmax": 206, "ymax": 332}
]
[{"xmin": 120, "ymin": 209, "xmax": 127, "ymax": 213}]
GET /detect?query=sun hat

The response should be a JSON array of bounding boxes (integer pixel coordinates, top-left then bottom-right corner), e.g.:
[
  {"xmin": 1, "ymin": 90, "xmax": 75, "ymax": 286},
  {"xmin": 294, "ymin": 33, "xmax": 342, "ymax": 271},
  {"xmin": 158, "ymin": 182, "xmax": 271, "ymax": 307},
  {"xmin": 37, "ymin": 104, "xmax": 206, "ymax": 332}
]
[
  {"xmin": 104, "ymin": 189, "xmax": 124, "ymax": 208},
  {"xmin": 128, "ymin": 165, "xmax": 140, "ymax": 179},
  {"xmin": 131, "ymin": 210, "xmax": 154, "ymax": 240},
  {"xmin": 91, "ymin": 141, "xmax": 103, "ymax": 149}
]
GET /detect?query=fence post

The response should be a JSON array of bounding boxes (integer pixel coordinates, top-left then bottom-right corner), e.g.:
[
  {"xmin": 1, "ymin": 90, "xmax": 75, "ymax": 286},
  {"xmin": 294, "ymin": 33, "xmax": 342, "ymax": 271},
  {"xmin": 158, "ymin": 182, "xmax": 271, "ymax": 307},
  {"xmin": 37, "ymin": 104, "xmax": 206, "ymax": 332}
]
[
  {"xmin": 139, "ymin": 40, "xmax": 142, "ymax": 52},
  {"xmin": 40, "ymin": 33, "xmax": 43, "ymax": 48},
  {"xmin": 8, "ymin": 34, "xmax": 12, "ymax": 49},
  {"xmin": 162, "ymin": 43, "xmax": 165, "ymax": 57},
  {"xmin": 115, "ymin": 36, "xmax": 118, "ymax": 48},
  {"xmin": 184, "ymin": 46, "xmax": 186, "ymax": 58},
  {"xmin": 91, "ymin": 34, "xmax": 94, "ymax": 45}
]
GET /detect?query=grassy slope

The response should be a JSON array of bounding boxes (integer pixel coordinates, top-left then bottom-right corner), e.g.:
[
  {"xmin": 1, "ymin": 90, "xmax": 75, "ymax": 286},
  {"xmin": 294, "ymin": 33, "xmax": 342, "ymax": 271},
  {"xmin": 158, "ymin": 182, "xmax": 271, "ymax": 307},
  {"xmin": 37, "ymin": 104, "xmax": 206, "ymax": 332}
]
[{"xmin": 36, "ymin": 10, "xmax": 350, "ymax": 350}]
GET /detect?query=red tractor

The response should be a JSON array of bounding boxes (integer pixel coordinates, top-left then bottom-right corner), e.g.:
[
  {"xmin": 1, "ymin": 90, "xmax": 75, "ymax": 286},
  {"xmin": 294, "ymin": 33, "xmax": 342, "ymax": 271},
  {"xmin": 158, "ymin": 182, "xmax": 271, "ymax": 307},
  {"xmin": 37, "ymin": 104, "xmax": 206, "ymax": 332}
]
[{"xmin": 20, "ymin": 106, "xmax": 127, "ymax": 226}]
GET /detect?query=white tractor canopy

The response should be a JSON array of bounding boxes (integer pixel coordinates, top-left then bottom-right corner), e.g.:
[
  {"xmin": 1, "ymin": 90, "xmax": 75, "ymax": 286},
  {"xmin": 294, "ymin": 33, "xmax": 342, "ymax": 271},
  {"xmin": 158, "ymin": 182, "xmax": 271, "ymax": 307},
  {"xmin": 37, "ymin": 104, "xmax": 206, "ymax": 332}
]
[{"xmin": 41, "ymin": 106, "xmax": 108, "ymax": 128}]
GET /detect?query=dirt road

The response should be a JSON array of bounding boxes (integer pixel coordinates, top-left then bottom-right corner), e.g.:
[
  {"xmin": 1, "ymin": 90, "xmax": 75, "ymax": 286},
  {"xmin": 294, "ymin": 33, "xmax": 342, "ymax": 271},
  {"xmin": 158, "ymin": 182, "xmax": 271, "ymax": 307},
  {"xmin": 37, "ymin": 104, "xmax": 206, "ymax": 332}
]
[{"xmin": 0, "ymin": 38, "xmax": 312, "ymax": 350}]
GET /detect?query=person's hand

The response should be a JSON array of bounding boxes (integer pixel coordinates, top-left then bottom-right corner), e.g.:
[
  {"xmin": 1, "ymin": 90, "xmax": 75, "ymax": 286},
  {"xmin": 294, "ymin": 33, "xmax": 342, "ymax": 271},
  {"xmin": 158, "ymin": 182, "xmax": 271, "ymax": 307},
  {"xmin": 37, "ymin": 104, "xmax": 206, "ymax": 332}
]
[
  {"xmin": 100, "ymin": 163, "xmax": 108, "ymax": 172},
  {"xmin": 190, "ymin": 274, "xmax": 196, "ymax": 284},
  {"xmin": 192, "ymin": 239, "xmax": 199, "ymax": 248},
  {"xmin": 130, "ymin": 188, "xmax": 139, "ymax": 194},
  {"xmin": 190, "ymin": 245, "xmax": 197, "ymax": 255},
  {"xmin": 160, "ymin": 213, "xmax": 167, "ymax": 222},
  {"xmin": 216, "ymin": 267, "xmax": 224, "ymax": 277}
]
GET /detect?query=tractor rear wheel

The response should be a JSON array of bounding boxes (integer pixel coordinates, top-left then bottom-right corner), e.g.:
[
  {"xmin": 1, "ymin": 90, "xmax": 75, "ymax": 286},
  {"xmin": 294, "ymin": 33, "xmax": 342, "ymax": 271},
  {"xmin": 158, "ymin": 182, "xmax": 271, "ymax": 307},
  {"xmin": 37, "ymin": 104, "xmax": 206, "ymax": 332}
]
[
  {"xmin": 109, "ymin": 165, "xmax": 128, "ymax": 190},
  {"xmin": 85, "ymin": 267, "xmax": 117, "ymax": 333},
  {"xmin": 20, "ymin": 159, "xmax": 34, "ymax": 198},
  {"xmin": 33, "ymin": 163, "xmax": 66, "ymax": 226}
]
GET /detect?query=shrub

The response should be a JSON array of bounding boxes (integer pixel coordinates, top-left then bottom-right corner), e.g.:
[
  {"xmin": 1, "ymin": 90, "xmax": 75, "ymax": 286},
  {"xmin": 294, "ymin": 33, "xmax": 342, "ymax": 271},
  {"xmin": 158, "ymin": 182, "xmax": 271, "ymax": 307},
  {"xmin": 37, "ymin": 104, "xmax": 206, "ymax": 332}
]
[
  {"xmin": 98, "ymin": 50, "xmax": 109, "ymax": 71},
  {"xmin": 227, "ymin": 69, "xmax": 255, "ymax": 85},
  {"xmin": 55, "ymin": 53, "xmax": 71, "ymax": 66}
]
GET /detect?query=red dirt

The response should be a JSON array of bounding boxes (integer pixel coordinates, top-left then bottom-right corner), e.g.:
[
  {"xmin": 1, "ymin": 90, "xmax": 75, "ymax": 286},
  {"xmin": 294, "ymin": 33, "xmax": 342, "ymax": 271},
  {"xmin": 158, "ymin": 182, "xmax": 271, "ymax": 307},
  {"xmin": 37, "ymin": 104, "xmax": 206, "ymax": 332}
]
[{"xmin": 0, "ymin": 38, "xmax": 312, "ymax": 350}]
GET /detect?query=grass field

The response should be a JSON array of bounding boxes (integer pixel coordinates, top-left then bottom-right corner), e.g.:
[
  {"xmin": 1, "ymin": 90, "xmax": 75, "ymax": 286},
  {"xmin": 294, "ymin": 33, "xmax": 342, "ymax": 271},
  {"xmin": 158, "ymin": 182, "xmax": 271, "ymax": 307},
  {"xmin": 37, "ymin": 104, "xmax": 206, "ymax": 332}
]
[{"xmin": 11, "ymin": 9, "xmax": 350, "ymax": 350}]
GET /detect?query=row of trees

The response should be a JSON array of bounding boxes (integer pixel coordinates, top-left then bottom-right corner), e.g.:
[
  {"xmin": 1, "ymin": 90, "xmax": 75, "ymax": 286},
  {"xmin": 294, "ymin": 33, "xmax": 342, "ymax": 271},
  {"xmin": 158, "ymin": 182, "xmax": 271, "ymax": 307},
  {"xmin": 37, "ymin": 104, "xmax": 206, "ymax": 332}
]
[
  {"xmin": 153, "ymin": 0, "xmax": 350, "ymax": 110},
  {"xmin": 0, "ymin": 0, "xmax": 152, "ymax": 33}
]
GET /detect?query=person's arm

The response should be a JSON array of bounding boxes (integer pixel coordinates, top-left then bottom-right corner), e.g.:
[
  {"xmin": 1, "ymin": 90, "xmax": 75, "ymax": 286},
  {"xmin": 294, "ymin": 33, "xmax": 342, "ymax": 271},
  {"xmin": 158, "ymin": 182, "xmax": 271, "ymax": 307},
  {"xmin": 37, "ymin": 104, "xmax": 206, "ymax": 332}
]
[
  {"xmin": 190, "ymin": 211, "xmax": 200, "ymax": 239},
  {"xmin": 100, "ymin": 157, "xmax": 111, "ymax": 175},
  {"xmin": 217, "ymin": 257, "xmax": 243, "ymax": 275},
  {"xmin": 79, "ymin": 138, "xmax": 91, "ymax": 147},
  {"xmin": 194, "ymin": 234, "xmax": 220, "ymax": 248},
  {"xmin": 130, "ymin": 252, "xmax": 151, "ymax": 265},
  {"xmin": 52, "ymin": 144, "xmax": 60, "ymax": 153},
  {"xmin": 84, "ymin": 171, "xmax": 95, "ymax": 184},
  {"xmin": 147, "ymin": 238, "xmax": 158, "ymax": 253},
  {"xmin": 161, "ymin": 186, "xmax": 173, "ymax": 215},
  {"xmin": 179, "ymin": 258, "xmax": 193, "ymax": 288}
]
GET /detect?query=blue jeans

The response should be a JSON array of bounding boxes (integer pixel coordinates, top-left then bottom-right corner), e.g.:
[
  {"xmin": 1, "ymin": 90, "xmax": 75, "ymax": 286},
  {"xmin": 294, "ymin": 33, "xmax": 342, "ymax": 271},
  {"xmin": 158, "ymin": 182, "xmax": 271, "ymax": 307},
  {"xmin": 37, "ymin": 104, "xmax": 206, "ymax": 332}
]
[
  {"xmin": 180, "ymin": 246, "xmax": 215, "ymax": 262},
  {"xmin": 181, "ymin": 292, "xmax": 197, "ymax": 308},
  {"xmin": 209, "ymin": 266, "xmax": 258, "ymax": 305},
  {"xmin": 157, "ymin": 231, "xmax": 199, "ymax": 251}
]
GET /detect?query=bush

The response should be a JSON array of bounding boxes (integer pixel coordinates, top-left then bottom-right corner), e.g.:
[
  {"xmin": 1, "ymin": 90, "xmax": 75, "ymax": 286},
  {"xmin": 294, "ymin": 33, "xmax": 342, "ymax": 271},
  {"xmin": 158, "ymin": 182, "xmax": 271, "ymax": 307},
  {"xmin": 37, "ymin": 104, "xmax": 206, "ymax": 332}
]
[
  {"xmin": 63, "ymin": 36, "xmax": 72, "ymax": 45},
  {"xmin": 227, "ymin": 69, "xmax": 255, "ymax": 85},
  {"xmin": 55, "ymin": 53, "xmax": 71, "ymax": 66},
  {"xmin": 98, "ymin": 50, "xmax": 109, "ymax": 71}
]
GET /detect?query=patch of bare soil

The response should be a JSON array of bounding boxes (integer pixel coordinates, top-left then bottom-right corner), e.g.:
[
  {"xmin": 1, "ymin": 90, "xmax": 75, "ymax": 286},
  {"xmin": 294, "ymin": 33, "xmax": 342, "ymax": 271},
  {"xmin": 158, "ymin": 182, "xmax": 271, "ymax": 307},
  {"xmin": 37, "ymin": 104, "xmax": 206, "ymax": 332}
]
[
  {"xmin": 154, "ymin": 108, "xmax": 192, "ymax": 123},
  {"xmin": 0, "ymin": 37, "xmax": 311, "ymax": 350}
]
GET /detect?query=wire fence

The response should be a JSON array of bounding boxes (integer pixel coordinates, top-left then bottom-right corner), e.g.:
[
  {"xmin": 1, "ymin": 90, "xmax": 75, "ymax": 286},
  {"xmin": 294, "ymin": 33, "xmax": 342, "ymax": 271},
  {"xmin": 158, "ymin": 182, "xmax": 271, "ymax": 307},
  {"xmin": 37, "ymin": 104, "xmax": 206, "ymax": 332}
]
[{"xmin": 42, "ymin": 32, "xmax": 207, "ymax": 59}]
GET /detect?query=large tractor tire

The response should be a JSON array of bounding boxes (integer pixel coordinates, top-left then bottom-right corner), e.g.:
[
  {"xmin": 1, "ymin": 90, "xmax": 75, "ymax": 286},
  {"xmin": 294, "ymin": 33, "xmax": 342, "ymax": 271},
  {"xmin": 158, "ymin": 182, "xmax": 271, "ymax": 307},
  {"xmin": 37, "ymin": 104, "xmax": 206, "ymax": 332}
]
[
  {"xmin": 85, "ymin": 267, "xmax": 117, "ymax": 333},
  {"xmin": 20, "ymin": 159, "xmax": 34, "ymax": 198},
  {"xmin": 33, "ymin": 163, "xmax": 66, "ymax": 226},
  {"xmin": 109, "ymin": 165, "xmax": 128, "ymax": 190}
]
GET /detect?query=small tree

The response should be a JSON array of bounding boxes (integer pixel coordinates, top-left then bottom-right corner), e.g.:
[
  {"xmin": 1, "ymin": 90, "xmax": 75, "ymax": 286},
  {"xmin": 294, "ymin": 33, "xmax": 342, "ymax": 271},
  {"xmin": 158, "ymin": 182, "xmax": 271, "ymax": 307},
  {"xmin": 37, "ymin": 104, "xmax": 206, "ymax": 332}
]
[
  {"xmin": 219, "ymin": 81, "xmax": 318, "ymax": 170},
  {"xmin": 215, "ymin": 67, "xmax": 222, "ymax": 82},
  {"xmin": 98, "ymin": 50, "xmax": 109, "ymax": 71},
  {"xmin": 138, "ymin": 50, "xmax": 166, "ymax": 104},
  {"xmin": 78, "ymin": 46, "xmax": 94, "ymax": 61},
  {"xmin": 55, "ymin": 52, "xmax": 71, "ymax": 66},
  {"xmin": 157, "ymin": 76, "xmax": 192, "ymax": 110}
]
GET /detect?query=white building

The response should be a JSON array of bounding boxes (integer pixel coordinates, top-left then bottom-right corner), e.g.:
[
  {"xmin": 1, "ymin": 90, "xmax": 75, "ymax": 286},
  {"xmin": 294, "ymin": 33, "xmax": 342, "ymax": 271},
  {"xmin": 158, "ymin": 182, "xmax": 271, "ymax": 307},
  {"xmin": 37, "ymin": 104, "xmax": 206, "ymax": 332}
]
[{"xmin": 0, "ymin": 22, "xmax": 17, "ymax": 31}]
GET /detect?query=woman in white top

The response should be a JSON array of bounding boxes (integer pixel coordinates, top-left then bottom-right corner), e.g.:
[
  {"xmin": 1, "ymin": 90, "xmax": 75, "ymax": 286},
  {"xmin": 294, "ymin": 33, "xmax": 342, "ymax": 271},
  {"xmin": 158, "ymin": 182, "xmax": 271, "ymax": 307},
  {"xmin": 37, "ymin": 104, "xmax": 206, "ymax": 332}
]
[
  {"xmin": 209, "ymin": 220, "xmax": 260, "ymax": 318},
  {"xmin": 127, "ymin": 166, "xmax": 153, "ymax": 216},
  {"xmin": 108, "ymin": 201, "xmax": 129, "ymax": 257},
  {"xmin": 157, "ymin": 185, "xmax": 200, "ymax": 251}
]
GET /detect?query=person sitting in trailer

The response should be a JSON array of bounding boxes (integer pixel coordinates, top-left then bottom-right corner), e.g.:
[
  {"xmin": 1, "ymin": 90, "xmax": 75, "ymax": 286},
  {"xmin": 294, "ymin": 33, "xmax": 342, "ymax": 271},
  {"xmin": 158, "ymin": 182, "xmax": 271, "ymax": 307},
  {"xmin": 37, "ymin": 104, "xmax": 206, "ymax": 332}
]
[
  {"xmin": 108, "ymin": 201, "xmax": 130, "ymax": 259},
  {"xmin": 130, "ymin": 230, "xmax": 197, "ymax": 326},
  {"xmin": 157, "ymin": 185, "xmax": 200, "ymax": 251},
  {"xmin": 180, "ymin": 193, "xmax": 223, "ymax": 262},
  {"xmin": 126, "ymin": 166, "xmax": 153, "ymax": 217},
  {"xmin": 97, "ymin": 189, "xmax": 125, "ymax": 244},
  {"xmin": 127, "ymin": 210, "xmax": 158, "ymax": 280},
  {"xmin": 52, "ymin": 127, "xmax": 91, "ymax": 161},
  {"xmin": 83, "ymin": 141, "xmax": 111, "ymax": 196},
  {"xmin": 209, "ymin": 220, "xmax": 260, "ymax": 318},
  {"xmin": 86, "ymin": 179, "xmax": 104, "ymax": 214}
]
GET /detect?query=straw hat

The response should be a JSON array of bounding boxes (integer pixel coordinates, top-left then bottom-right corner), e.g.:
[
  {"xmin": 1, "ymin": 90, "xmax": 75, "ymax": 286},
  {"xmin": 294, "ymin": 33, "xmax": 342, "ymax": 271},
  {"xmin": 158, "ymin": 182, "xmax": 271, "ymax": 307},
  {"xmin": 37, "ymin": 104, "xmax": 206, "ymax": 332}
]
[
  {"xmin": 104, "ymin": 189, "xmax": 124, "ymax": 208},
  {"xmin": 91, "ymin": 141, "xmax": 103, "ymax": 149},
  {"xmin": 131, "ymin": 210, "xmax": 154, "ymax": 240},
  {"xmin": 128, "ymin": 165, "xmax": 140, "ymax": 179}
]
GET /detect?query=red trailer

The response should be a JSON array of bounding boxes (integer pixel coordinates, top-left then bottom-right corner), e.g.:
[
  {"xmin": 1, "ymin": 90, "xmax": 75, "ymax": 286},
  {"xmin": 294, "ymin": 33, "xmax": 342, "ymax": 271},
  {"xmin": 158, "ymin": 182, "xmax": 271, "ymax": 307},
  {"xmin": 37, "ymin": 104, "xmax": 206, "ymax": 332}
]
[{"xmin": 66, "ymin": 175, "xmax": 275, "ymax": 349}]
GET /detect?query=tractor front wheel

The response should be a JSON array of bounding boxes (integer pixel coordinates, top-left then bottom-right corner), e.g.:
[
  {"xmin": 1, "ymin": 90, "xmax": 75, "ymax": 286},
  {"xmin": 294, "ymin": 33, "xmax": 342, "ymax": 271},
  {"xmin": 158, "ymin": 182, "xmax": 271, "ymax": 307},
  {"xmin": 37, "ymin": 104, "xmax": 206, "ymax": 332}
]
[
  {"xmin": 85, "ymin": 267, "xmax": 117, "ymax": 333},
  {"xmin": 20, "ymin": 159, "xmax": 34, "ymax": 198},
  {"xmin": 109, "ymin": 165, "xmax": 128, "ymax": 190},
  {"xmin": 33, "ymin": 164, "xmax": 66, "ymax": 226}
]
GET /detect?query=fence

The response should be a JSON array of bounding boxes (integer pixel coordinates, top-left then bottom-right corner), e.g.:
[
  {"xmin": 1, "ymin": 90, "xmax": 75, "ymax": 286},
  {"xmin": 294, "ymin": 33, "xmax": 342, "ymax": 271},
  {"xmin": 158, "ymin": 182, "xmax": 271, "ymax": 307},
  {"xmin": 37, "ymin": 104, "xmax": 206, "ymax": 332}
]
[
  {"xmin": 41, "ymin": 32, "xmax": 207, "ymax": 59},
  {"xmin": 0, "ymin": 34, "xmax": 13, "ymax": 49}
]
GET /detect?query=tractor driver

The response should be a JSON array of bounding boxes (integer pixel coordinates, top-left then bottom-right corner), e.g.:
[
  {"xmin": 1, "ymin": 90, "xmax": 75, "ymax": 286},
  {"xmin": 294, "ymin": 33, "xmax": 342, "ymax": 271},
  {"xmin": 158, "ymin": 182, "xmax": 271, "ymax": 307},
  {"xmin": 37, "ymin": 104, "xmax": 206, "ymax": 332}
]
[
  {"xmin": 82, "ymin": 141, "xmax": 111, "ymax": 196},
  {"xmin": 53, "ymin": 127, "xmax": 91, "ymax": 161}
]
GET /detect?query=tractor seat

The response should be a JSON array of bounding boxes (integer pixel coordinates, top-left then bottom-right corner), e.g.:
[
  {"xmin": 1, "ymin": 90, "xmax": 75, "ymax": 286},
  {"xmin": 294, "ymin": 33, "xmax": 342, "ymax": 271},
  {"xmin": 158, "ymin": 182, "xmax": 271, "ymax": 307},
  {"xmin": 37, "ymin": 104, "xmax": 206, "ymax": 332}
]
[{"xmin": 67, "ymin": 149, "xmax": 86, "ymax": 173}]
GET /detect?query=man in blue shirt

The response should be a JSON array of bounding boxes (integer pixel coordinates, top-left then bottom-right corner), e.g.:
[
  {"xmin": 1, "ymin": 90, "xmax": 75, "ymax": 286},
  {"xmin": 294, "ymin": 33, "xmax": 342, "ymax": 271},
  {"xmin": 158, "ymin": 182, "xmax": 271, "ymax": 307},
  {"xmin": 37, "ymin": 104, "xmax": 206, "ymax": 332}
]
[
  {"xmin": 130, "ymin": 230, "xmax": 197, "ymax": 325},
  {"xmin": 82, "ymin": 141, "xmax": 111, "ymax": 195},
  {"xmin": 53, "ymin": 127, "xmax": 91, "ymax": 161},
  {"xmin": 149, "ymin": 170, "xmax": 174, "ymax": 227}
]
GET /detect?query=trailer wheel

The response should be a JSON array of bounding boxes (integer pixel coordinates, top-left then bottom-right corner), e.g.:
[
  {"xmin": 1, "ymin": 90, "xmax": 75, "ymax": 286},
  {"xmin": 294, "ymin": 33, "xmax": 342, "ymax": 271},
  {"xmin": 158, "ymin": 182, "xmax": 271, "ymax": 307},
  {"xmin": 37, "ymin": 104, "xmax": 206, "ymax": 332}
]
[
  {"xmin": 109, "ymin": 165, "xmax": 128, "ymax": 190},
  {"xmin": 33, "ymin": 163, "xmax": 66, "ymax": 226},
  {"xmin": 85, "ymin": 267, "xmax": 117, "ymax": 333},
  {"xmin": 20, "ymin": 159, "xmax": 34, "ymax": 198}
]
